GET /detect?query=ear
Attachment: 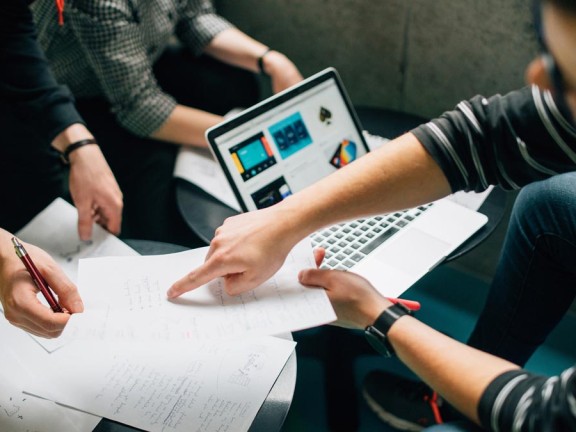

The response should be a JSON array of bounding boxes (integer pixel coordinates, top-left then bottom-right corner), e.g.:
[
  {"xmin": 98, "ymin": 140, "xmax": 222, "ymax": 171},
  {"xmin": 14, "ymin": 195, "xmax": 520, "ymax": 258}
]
[{"xmin": 525, "ymin": 57, "xmax": 553, "ymax": 91}]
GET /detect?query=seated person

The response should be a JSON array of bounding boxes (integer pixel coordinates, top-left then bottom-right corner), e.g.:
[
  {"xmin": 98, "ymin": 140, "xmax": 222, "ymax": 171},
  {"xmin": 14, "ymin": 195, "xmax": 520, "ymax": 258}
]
[
  {"xmin": 1, "ymin": 0, "xmax": 116, "ymax": 338},
  {"xmin": 167, "ymin": 0, "xmax": 576, "ymax": 429},
  {"xmin": 1, "ymin": 0, "xmax": 122, "ymax": 239},
  {"xmin": 32, "ymin": 0, "xmax": 303, "ymax": 247}
]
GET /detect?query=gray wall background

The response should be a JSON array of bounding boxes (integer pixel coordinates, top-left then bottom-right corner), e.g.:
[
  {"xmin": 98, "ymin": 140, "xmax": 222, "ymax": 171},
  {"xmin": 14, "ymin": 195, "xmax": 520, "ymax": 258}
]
[{"xmin": 215, "ymin": 0, "xmax": 538, "ymax": 281}]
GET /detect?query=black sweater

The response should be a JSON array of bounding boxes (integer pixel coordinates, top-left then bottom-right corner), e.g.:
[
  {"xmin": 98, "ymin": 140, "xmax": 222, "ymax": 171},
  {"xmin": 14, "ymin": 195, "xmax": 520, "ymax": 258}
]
[{"xmin": 1, "ymin": 0, "xmax": 83, "ymax": 148}]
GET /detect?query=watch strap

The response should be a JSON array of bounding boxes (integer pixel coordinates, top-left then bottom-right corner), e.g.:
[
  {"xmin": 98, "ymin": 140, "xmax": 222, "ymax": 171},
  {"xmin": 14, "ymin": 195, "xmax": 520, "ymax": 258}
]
[{"xmin": 364, "ymin": 303, "xmax": 413, "ymax": 357}]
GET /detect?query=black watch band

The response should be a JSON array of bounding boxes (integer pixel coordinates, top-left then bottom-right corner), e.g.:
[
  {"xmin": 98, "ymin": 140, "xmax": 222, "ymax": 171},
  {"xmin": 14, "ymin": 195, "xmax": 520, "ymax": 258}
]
[{"xmin": 364, "ymin": 303, "xmax": 413, "ymax": 357}]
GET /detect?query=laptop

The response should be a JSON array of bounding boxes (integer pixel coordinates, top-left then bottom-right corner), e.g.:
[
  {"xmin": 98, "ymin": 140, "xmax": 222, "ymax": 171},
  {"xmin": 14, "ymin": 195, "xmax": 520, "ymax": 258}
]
[{"xmin": 206, "ymin": 68, "xmax": 488, "ymax": 298}]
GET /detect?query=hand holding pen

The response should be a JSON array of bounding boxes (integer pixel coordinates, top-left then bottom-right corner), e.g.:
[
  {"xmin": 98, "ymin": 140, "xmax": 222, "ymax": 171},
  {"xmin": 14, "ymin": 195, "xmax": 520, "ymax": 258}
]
[
  {"xmin": 12, "ymin": 237, "xmax": 64, "ymax": 313},
  {"xmin": 0, "ymin": 229, "xmax": 83, "ymax": 338}
]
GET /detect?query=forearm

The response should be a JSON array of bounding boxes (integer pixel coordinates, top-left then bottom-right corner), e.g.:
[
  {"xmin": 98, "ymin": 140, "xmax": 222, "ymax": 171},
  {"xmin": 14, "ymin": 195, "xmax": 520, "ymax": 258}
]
[
  {"xmin": 389, "ymin": 316, "xmax": 519, "ymax": 424},
  {"xmin": 150, "ymin": 105, "xmax": 222, "ymax": 147},
  {"xmin": 277, "ymin": 133, "xmax": 451, "ymax": 239},
  {"xmin": 204, "ymin": 28, "xmax": 268, "ymax": 72}
]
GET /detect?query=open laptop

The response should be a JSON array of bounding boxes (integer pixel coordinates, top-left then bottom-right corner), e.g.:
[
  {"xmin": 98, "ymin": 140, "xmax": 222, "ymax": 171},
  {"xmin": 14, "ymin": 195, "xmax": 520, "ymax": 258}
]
[{"xmin": 206, "ymin": 68, "xmax": 488, "ymax": 298}]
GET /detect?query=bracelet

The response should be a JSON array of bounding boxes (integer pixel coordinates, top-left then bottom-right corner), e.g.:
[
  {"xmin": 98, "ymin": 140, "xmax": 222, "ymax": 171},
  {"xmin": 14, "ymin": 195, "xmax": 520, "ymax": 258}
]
[
  {"xmin": 61, "ymin": 138, "xmax": 98, "ymax": 164},
  {"xmin": 257, "ymin": 48, "xmax": 272, "ymax": 75}
]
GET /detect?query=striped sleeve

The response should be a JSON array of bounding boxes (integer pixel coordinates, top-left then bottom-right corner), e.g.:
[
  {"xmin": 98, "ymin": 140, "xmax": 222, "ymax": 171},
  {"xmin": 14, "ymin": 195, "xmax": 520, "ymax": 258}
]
[
  {"xmin": 411, "ymin": 86, "xmax": 576, "ymax": 193},
  {"xmin": 478, "ymin": 366, "xmax": 576, "ymax": 431}
]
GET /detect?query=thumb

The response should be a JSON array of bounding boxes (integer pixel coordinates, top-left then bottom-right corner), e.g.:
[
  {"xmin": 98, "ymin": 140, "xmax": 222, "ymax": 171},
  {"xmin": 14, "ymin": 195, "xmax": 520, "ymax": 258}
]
[{"xmin": 298, "ymin": 268, "xmax": 330, "ymax": 288}]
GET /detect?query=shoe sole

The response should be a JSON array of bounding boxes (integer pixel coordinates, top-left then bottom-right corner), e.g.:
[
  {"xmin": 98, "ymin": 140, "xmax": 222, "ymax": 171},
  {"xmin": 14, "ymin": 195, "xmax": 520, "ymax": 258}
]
[{"xmin": 362, "ymin": 387, "xmax": 424, "ymax": 432}]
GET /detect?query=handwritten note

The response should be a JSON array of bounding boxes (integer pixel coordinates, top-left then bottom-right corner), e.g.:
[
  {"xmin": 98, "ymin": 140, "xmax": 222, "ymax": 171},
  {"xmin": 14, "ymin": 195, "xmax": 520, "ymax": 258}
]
[
  {"xmin": 24, "ymin": 337, "xmax": 295, "ymax": 432},
  {"xmin": 0, "ymin": 320, "xmax": 101, "ymax": 432},
  {"xmin": 64, "ymin": 239, "xmax": 335, "ymax": 343},
  {"xmin": 12, "ymin": 198, "xmax": 139, "ymax": 352}
]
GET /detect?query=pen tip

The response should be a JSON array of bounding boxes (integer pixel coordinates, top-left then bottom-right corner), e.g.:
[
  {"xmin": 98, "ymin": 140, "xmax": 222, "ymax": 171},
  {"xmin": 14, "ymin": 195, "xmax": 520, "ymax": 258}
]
[{"xmin": 11, "ymin": 237, "xmax": 20, "ymax": 247}]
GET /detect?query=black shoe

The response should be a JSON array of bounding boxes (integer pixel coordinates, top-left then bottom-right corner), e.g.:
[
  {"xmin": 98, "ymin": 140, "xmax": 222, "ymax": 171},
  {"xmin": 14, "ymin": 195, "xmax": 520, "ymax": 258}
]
[{"xmin": 362, "ymin": 370, "xmax": 446, "ymax": 431}]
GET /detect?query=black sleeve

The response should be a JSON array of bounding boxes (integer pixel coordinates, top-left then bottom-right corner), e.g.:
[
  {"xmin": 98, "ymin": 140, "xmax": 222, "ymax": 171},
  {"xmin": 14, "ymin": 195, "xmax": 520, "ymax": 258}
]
[
  {"xmin": 1, "ymin": 0, "xmax": 84, "ymax": 145},
  {"xmin": 478, "ymin": 367, "xmax": 576, "ymax": 431},
  {"xmin": 411, "ymin": 86, "xmax": 576, "ymax": 193}
]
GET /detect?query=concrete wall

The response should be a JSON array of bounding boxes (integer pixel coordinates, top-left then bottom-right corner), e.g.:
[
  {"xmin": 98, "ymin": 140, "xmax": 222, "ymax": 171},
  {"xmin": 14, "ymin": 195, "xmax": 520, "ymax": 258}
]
[
  {"xmin": 214, "ymin": 0, "xmax": 537, "ymax": 281},
  {"xmin": 215, "ymin": 0, "xmax": 537, "ymax": 118}
]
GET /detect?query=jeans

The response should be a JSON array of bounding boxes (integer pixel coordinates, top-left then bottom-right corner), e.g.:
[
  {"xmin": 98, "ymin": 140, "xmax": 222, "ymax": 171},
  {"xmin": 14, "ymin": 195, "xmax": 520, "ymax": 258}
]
[{"xmin": 467, "ymin": 172, "xmax": 576, "ymax": 366}]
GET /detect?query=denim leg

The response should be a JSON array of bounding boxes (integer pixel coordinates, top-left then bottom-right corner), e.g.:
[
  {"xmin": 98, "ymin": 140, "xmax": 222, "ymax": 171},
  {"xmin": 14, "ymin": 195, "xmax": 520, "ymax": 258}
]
[{"xmin": 467, "ymin": 173, "xmax": 576, "ymax": 366}]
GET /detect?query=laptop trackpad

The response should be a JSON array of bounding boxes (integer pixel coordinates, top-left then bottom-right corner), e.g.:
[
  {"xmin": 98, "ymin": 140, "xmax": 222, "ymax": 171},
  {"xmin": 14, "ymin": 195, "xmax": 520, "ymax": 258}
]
[{"xmin": 373, "ymin": 228, "xmax": 451, "ymax": 275}]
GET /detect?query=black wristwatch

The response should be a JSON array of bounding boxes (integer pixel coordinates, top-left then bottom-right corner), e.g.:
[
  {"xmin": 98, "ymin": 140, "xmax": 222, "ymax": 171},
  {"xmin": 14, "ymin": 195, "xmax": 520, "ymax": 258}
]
[{"xmin": 364, "ymin": 303, "xmax": 413, "ymax": 357}]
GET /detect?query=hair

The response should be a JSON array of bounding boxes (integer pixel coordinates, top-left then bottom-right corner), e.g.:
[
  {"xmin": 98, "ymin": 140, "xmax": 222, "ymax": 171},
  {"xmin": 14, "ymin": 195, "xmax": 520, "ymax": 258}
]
[{"xmin": 543, "ymin": 0, "xmax": 576, "ymax": 14}]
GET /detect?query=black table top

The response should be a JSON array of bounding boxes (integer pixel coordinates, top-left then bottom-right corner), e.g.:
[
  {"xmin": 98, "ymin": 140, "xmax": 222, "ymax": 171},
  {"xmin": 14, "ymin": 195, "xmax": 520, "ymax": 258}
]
[{"xmin": 93, "ymin": 239, "xmax": 296, "ymax": 432}]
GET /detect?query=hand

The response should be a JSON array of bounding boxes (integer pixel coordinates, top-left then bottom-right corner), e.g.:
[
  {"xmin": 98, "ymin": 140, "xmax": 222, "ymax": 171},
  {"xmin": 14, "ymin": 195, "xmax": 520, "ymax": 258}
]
[
  {"xmin": 68, "ymin": 144, "xmax": 123, "ymax": 240},
  {"xmin": 168, "ymin": 205, "xmax": 304, "ymax": 298},
  {"xmin": 263, "ymin": 50, "xmax": 304, "ymax": 93},
  {"xmin": 299, "ymin": 248, "xmax": 391, "ymax": 329},
  {"xmin": 0, "ymin": 231, "xmax": 84, "ymax": 338}
]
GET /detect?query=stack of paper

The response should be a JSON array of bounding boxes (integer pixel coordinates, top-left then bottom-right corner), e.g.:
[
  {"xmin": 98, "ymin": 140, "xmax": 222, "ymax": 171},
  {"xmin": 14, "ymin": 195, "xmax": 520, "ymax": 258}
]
[{"xmin": 2, "ymin": 199, "xmax": 336, "ymax": 432}]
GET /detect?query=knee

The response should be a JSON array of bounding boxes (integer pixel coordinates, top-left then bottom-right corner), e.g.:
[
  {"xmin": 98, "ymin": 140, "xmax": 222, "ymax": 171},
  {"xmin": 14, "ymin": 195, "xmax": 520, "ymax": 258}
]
[{"xmin": 513, "ymin": 173, "xmax": 576, "ymax": 236}]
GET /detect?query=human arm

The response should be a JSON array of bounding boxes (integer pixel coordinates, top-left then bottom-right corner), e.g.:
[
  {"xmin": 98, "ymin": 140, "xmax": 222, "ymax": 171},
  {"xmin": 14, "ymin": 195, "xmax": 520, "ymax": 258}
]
[
  {"xmin": 51, "ymin": 124, "xmax": 123, "ymax": 240},
  {"xmin": 167, "ymin": 132, "xmax": 451, "ymax": 297},
  {"xmin": 298, "ymin": 266, "xmax": 576, "ymax": 430},
  {"xmin": 168, "ymin": 86, "xmax": 576, "ymax": 297},
  {"xmin": 3, "ymin": 1, "xmax": 123, "ymax": 240},
  {"xmin": 0, "ymin": 228, "xmax": 83, "ymax": 338},
  {"xmin": 203, "ymin": 28, "xmax": 303, "ymax": 93}
]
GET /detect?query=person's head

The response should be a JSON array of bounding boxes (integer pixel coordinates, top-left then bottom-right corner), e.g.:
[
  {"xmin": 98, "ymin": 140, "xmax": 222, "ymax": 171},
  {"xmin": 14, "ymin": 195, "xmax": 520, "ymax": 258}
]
[{"xmin": 526, "ymin": 0, "xmax": 576, "ymax": 119}]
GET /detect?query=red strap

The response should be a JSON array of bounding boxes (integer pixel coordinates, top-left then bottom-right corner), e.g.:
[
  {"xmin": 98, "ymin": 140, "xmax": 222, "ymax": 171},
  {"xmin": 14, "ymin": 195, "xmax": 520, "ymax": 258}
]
[
  {"xmin": 55, "ymin": 0, "xmax": 65, "ymax": 26},
  {"xmin": 424, "ymin": 391, "xmax": 444, "ymax": 424}
]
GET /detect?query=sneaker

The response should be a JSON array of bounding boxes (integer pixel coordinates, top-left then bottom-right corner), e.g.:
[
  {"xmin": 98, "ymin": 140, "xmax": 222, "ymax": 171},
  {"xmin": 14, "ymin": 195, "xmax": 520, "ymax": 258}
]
[{"xmin": 362, "ymin": 370, "xmax": 446, "ymax": 431}]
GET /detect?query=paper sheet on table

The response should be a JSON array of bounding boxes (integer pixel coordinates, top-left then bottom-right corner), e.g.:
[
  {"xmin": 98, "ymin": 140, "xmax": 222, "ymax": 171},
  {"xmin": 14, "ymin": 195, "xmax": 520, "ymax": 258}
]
[
  {"xmin": 174, "ymin": 147, "xmax": 241, "ymax": 211},
  {"xmin": 0, "ymin": 315, "xmax": 101, "ymax": 431},
  {"xmin": 64, "ymin": 239, "xmax": 336, "ymax": 342},
  {"xmin": 25, "ymin": 336, "xmax": 295, "ymax": 432},
  {"xmin": 13, "ymin": 198, "xmax": 138, "ymax": 352},
  {"xmin": 15, "ymin": 198, "xmax": 138, "ymax": 282}
]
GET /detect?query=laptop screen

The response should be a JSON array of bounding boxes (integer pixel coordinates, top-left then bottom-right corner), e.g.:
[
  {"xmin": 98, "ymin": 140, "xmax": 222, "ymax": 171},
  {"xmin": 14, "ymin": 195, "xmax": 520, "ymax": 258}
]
[{"xmin": 207, "ymin": 68, "xmax": 369, "ymax": 211}]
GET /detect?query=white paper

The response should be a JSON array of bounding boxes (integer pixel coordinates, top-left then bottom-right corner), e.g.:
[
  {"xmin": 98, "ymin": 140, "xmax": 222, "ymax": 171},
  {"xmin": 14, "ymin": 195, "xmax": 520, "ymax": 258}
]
[
  {"xmin": 25, "ymin": 337, "xmax": 295, "ymax": 432},
  {"xmin": 447, "ymin": 185, "xmax": 494, "ymax": 211},
  {"xmin": 14, "ymin": 198, "xmax": 139, "ymax": 352},
  {"xmin": 16, "ymin": 198, "xmax": 138, "ymax": 282},
  {"xmin": 0, "ymin": 318, "xmax": 101, "ymax": 432},
  {"xmin": 174, "ymin": 147, "xmax": 241, "ymax": 211},
  {"xmin": 65, "ymin": 240, "xmax": 336, "ymax": 343}
]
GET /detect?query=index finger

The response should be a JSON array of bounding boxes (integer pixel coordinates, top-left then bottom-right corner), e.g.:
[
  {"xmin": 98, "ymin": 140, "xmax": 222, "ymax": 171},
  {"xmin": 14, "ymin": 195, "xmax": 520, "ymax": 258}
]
[
  {"xmin": 76, "ymin": 201, "xmax": 94, "ymax": 241},
  {"xmin": 167, "ymin": 256, "xmax": 240, "ymax": 298}
]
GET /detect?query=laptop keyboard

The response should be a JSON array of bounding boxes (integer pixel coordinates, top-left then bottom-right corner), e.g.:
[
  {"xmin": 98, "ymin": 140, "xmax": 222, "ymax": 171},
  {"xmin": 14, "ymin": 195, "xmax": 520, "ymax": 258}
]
[{"xmin": 310, "ymin": 203, "xmax": 434, "ymax": 270}]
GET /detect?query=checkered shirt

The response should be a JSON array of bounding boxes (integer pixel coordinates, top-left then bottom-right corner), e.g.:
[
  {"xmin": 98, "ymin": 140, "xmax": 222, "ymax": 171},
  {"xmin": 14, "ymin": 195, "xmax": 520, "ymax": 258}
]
[{"xmin": 32, "ymin": 0, "xmax": 232, "ymax": 137}]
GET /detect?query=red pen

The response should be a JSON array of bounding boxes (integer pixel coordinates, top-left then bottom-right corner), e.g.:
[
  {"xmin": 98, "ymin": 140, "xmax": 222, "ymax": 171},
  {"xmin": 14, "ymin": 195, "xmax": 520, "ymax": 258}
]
[
  {"xmin": 386, "ymin": 297, "xmax": 421, "ymax": 311},
  {"xmin": 12, "ymin": 237, "xmax": 64, "ymax": 313}
]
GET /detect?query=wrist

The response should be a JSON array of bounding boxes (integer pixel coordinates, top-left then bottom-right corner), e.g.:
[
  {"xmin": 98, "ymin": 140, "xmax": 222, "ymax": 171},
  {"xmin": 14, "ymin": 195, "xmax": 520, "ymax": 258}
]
[
  {"xmin": 51, "ymin": 124, "xmax": 94, "ymax": 154},
  {"xmin": 61, "ymin": 138, "xmax": 99, "ymax": 164}
]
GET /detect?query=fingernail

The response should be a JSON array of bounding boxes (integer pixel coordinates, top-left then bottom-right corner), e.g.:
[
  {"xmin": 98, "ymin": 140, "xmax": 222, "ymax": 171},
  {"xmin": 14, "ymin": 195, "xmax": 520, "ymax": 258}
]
[{"xmin": 72, "ymin": 300, "xmax": 84, "ymax": 312}]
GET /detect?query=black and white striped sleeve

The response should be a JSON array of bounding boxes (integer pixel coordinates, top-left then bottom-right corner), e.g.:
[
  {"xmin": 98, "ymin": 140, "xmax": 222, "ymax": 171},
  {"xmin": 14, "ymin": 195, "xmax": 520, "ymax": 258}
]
[
  {"xmin": 411, "ymin": 85, "xmax": 576, "ymax": 193},
  {"xmin": 478, "ymin": 366, "xmax": 576, "ymax": 431}
]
